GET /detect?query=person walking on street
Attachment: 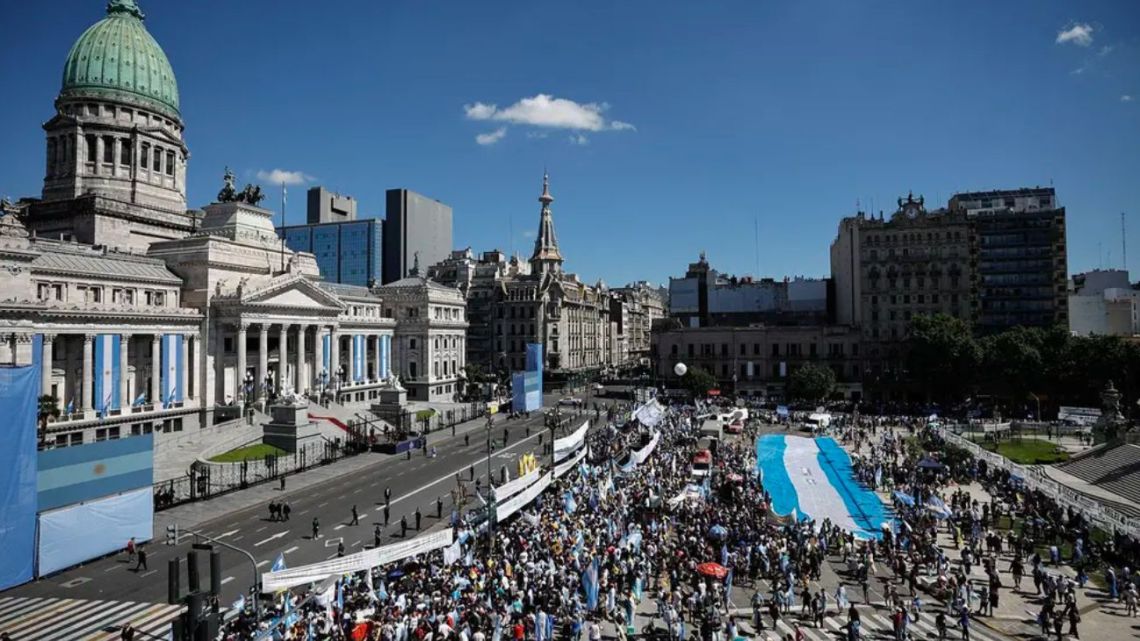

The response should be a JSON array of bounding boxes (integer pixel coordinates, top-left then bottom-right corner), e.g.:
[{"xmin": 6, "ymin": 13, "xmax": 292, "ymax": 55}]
[
  {"xmin": 383, "ymin": 503, "xmax": 390, "ymax": 526},
  {"xmin": 337, "ymin": 541, "xmax": 345, "ymax": 557},
  {"xmin": 279, "ymin": 476, "xmax": 285, "ymax": 491},
  {"xmin": 385, "ymin": 486, "xmax": 392, "ymax": 505},
  {"xmin": 282, "ymin": 502, "xmax": 291, "ymax": 521},
  {"xmin": 350, "ymin": 505, "xmax": 359, "ymax": 525},
  {"xmin": 126, "ymin": 536, "xmax": 136, "ymax": 563},
  {"xmin": 312, "ymin": 517, "xmax": 320, "ymax": 539},
  {"xmin": 401, "ymin": 515, "xmax": 408, "ymax": 538},
  {"xmin": 134, "ymin": 547, "xmax": 148, "ymax": 572},
  {"xmin": 437, "ymin": 495, "xmax": 444, "ymax": 519},
  {"xmin": 415, "ymin": 507, "xmax": 422, "ymax": 530},
  {"xmin": 374, "ymin": 524, "xmax": 382, "ymax": 548}
]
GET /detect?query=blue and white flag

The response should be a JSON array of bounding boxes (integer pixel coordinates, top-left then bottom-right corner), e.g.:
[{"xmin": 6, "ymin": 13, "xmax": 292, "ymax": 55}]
[
  {"xmin": 92, "ymin": 334, "xmax": 121, "ymax": 414},
  {"xmin": 160, "ymin": 334, "xmax": 183, "ymax": 406},
  {"xmin": 582, "ymin": 558, "xmax": 599, "ymax": 610},
  {"xmin": 563, "ymin": 491, "xmax": 577, "ymax": 514},
  {"xmin": 231, "ymin": 594, "xmax": 245, "ymax": 613},
  {"xmin": 133, "ymin": 392, "xmax": 147, "ymax": 407},
  {"xmin": 352, "ymin": 335, "xmax": 365, "ymax": 382},
  {"xmin": 271, "ymin": 553, "xmax": 287, "ymax": 572},
  {"xmin": 65, "ymin": 398, "xmax": 74, "ymax": 414}
]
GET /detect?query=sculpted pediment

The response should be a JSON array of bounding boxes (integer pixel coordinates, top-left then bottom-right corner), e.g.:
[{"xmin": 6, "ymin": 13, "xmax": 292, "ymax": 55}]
[{"xmin": 216, "ymin": 275, "xmax": 345, "ymax": 311}]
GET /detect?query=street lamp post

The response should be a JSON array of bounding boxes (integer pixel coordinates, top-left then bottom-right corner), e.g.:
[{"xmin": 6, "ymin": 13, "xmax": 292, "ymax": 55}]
[{"xmin": 484, "ymin": 411, "xmax": 496, "ymax": 554}]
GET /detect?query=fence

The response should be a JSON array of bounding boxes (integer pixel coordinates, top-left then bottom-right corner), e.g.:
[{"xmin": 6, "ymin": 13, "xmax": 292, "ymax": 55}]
[
  {"xmin": 936, "ymin": 425, "xmax": 1140, "ymax": 539},
  {"xmin": 152, "ymin": 437, "xmax": 366, "ymax": 511}
]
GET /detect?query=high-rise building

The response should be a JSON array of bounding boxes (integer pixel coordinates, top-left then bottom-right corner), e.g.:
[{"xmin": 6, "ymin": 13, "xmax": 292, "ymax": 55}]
[
  {"xmin": 383, "ymin": 189, "xmax": 452, "ymax": 284},
  {"xmin": 950, "ymin": 188, "xmax": 1068, "ymax": 331},
  {"xmin": 1068, "ymin": 269, "xmax": 1139, "ymax": 336},
  {"xmin": 306, "ymin": 186, "xmax": 357, "ymax": 224},
  {"xmin": 277, "ymin": 218, "xmax": 383, "ymax": 287}
]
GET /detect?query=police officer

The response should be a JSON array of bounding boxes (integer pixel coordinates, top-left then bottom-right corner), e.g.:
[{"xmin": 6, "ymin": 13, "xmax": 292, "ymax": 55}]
[
  {"xmin": 385, "ymin": 486, "xmax": 392, "ymax": 505},
  {"xmin": 383, "ymin": 503, "xmax": 390, "ymax": 526},
  {"xmin": 415, "ymin": 507, "xmax": 422, "ymax": 531},
  {"xmin": 401, "ymin": 515, "xmax": 408, "ymax": 538},
  {"xmin": 437, "ymin": 495, "xmax": 444, "ymax": 519},
  {"xmin": 337, "ymin": 541, "xmax": 345, "ymax": 557},
  {"xmin": 350, "ymin": 505, "xmax": 359, "ymax": 526},
  {"xmin": 374, "ymin": 524, "xmax": 382, "ymax": 548},
  {"xmin": 312, "ymin": 517, "xmax": 320, "ymax": 539}
]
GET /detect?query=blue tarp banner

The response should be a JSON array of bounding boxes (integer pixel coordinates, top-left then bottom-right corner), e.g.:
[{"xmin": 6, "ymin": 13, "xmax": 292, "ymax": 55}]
[
  {"xmin": 37, "ymin": 433, "xmax": 154, "ymax": 512},
  {"xmin": 0, "ymin": 366, "xmax": 39, "ymax": 590},
  {"xmin": 37, "ymin": 486, "xmax": 153, "ymax": 576}
]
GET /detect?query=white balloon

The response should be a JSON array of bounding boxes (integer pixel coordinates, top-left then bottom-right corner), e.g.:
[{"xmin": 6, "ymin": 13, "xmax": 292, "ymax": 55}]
[{"xmin": 674, "ymin": 363, "xmax": 688, "ymax": 377}]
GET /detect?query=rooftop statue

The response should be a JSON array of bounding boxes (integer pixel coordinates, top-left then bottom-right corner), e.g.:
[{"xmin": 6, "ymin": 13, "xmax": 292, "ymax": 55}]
[{"xmin": 217, "ymin": 167, "xmax": 237, "ymax": 202}]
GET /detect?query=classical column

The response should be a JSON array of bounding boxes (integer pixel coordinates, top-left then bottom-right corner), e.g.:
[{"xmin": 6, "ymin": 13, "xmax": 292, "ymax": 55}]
[
  {"xmin": 345, "ymin": 332, "xmax": 355, "ymax": 386},
  {"xmin": 236, "ymin": 324, "xmax": 248, "ymax": 406},
  {"xmin": 314, "ymin": 325, "xmax": 325, "ymax": 384},
  {"xmin": 330, "ymin": 327, "xmax": 340, "ymax": 388},
  {"xmin": 119, "ymin": 334, "xmax": 129, "ymax": 409},
  {"xmin": 81, "ymin": 334, "xmax": 94, "ymax": 412},
  {"xmin": 278, "ymin": 324, "xmax": 290, "ymax": 393},
  {"xmin": 258, "ymin": 325, "xmax": 269, "ymax": 401},
  {"xmin": 295, "ymin": 324, "xmax": 307, "ymax": 394},
  {"xmin": 187, "ymin": 335, "xmax": 196, "ymax": 401},
  {"xmin": 41, "ymin": 333, "xmax": 54, "ymax": 400},
  {"xmin": 150, "ymin": 334, "xmax": 161, "ymax": 406},
  {"xmin": 371, "ymin": 335, "xmax": 380, "ymax": 381}
]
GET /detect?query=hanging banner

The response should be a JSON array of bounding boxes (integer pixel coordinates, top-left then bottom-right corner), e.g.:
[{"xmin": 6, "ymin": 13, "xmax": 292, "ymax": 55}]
[
  {"xmin": 380, "ymin": 335, "xmax": 390, "ymax": 381},
  {"xmin": 443, "ymin": 541, "xmax": 462, "ymax": 566},
  {"xmin": 160, "ymin": 334, "xmax": 183, "ymax": 407},
  {"xmin": 353, "ymin": 335, "xmax": 365, "ymax": 382},
  {"xmin": 494, "ymin": 468, "xmax": 541, "ymax": 503},
  {"xmin": 554, "ymin": 420, "xmax": 590, "ymax": 463},
  {"xmin": 92, "ymin": 334, "xmax": 121, "ymax": 414},
  {"xmin": 322, "ymin": 333, "xmax": 331, "ymax": 374},
  {"xmin": 262, "ymin": 529, "xmax": 453, "ymax": 592},
  {"xmin": 555, "ymin": 446, "xmax": 588, "ymax": 478},
  {"xmin": 631, "ymin": 431, "xmax": 661, "ymax": 465},
  {"xmin": 496, "ymin": 473, "xmax": 552, "ymax": 523},
  {"xmin": 633, "ymin": 400, "xmax": 666, "ymax": 428}
]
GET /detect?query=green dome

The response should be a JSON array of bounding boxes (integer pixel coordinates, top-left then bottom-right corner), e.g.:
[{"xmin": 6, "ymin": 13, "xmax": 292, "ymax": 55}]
[{"xmin": 59, "ymin": 0, "xmax": 180, "ymax": 120}]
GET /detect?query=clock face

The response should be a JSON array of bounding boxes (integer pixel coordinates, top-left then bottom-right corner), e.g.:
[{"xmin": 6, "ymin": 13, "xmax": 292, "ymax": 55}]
[{"xmin": 906, "ymin": 206, "xmax": 918, "ymax": 219}]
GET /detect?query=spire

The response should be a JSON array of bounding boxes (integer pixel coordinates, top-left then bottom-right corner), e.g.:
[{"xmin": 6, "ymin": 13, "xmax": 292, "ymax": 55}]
[{"xmin": 530, "ymin": 171, "xmax": 563, "ymax": 276}]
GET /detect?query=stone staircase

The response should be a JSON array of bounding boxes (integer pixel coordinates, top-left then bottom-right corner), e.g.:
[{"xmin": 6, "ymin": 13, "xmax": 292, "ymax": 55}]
[
  {"xmin": 1057, "ymin": 443, "xmax": 1140, "ymax": 505},
  {"xmin": 153, "ymin": 416, "xmax": 259, "ymax": 482}
]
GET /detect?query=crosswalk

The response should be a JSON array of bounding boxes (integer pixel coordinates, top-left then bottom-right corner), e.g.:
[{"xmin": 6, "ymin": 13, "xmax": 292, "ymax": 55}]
[
  {"xmin": 738, "ymin": 608, "xmax": 1008, "ymax": 641},
  {"xmin": 0, "ymin": 596, "xmax": 183, "ymax": 641}
]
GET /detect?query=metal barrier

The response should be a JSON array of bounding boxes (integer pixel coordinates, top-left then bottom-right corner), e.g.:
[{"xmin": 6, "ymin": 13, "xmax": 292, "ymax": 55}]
[
  {"xmin": 936, "ymin": 425, "xmax": 1140, "ymax": 538},
  {"xmin": 152, "ymin": 438, "xmax": 366, "ymax": 511}
]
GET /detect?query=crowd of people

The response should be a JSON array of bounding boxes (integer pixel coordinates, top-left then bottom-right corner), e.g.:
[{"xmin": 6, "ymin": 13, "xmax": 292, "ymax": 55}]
[{"xmin": 210, "ymin": 396, "xmax": 1140, "ymax": 641}]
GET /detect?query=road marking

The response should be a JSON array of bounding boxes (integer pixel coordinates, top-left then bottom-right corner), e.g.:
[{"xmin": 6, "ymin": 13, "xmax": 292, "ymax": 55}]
[
  {"xmin": 324, "ymin": 537, "xmax": 343, "ymax": 548},
  {"xmin": 218, "ymin": 529, "xmax": 240, "ymax": 538},
  {"xmin": 351, "ymin": 540, "xmax": 361, "ymax": 547},
  {"xmin": 221, "ymin": 576, "xmax": 235, "ymax": 585},
  {"xmin": 256, "ymin": 526, "xmax": 267, "ymax": 533},
  {"xmin": 334, "ymin": 524, "xmax": 346, "ymax": 531},
  {"xmin": 284, "ymin": 546, "xmax": 299, "ymax": 554},
  {"xmin": 254, "ymin": 531, "xmax": 289, "ymax": 547},
  {"xmin": 337, "ymin": 494, "xmax": 345, "ymax": 499},
  {"xmin": 232, "ymin": 535, "xmax": 244, "ymax": 541},
  {"xmin": 139, "ymin": 570, "xmax": 157, "ymax": 578},
  {"xmin": 352, "ymin": 488, "xmax": 361, "ymax": 494},
  {"xmin": 60, "ymin": 577, "xmax": 92, "ymax": 587},
  {"xmin": 256, "ymin": 560, "xmax": 269, "ymax": 568},
  {"xmin": 103, "ymin": 566, "xmax": 120, "ymax": 573},
  {"xmin": 317, "ymin": 502, "xmax": 328, "ymax": 508}
]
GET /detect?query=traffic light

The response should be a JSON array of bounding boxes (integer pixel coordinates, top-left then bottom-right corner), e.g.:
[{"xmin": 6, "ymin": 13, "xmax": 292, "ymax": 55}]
[{"xmin": 166, "ymin": 523, "xmax": 179, "ymax": 546}]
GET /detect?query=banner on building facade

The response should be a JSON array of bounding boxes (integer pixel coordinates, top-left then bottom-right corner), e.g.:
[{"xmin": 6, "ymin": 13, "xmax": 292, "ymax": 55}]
[
  {"xmin": 160, "ymin": 334, "xmax": 183, "ymax": 407},
  {"xmin": 352, "ymin": 335, "xmax": 365, "ymax": 382},
  {"xmin": 92, "ymin": 334, "xmax": 121, "ymax": 414},
  {"xmin": 322, "ymin": 334, "xmax": 331, "ymax": 374},
  {"xmin": 380, "ymin": 335, "xmax": 390, "ymax": 380}
]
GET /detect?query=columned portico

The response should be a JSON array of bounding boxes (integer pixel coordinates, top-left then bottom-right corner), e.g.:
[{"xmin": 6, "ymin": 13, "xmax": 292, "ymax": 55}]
[
  {"xmin": 41, "ymin": 334, "xmax": 54, "ymax": 401},
  {"xmin": 314, "ymin": 325, "xmax": 325, "ymax": 387},
  {"xmin": 330, "ymin": 327, "xmax": 340, "ymax": 386},
  {"xmin": 346, "ymin": 332, "xmax": 355, "ymax": 385},
  {"xmin": 119, "ymin": 334, "xmax": 129, "ymax": 409}
]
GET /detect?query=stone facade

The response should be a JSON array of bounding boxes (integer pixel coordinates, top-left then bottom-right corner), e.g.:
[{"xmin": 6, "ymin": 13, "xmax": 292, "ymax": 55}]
[{"xmin": 0, "ymin": 1, "xmax": 466, "ymax": 449}]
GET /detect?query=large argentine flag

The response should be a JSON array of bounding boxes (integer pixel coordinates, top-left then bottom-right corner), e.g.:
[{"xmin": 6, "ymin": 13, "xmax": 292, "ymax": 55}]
[
  {"xmin": 380, "ymin": 335, "xmax": 390, "ymax": 381},
  {"xmin": 322, "ymin": 333, "xmax": 331, "ymax": 374},
  {"xmin": 756, "ymin": 435, "xmax": 887, "ymax": 539},
  {"xmin": 352, "ymin": 335, "xmax": 365, "ymax": 382},
  {"xmin": 160, "ymin": 334, "xmax": 184, "ymax": 407},
  {"xmin": 92, "ymin": 334, "xmax": 121, "ymax": 414}
]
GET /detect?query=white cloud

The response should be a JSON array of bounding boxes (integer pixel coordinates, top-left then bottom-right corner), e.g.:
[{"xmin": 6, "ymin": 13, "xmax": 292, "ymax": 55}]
[
  {"xmin": 256, "ymin": 169, "xmax": 313, "ymax": 185},
  {"xmin": 1099, "ymin": 44, "xmax": 1115, "ymax": 57},
  {"xmin": 1056, "ymin": 23, "xmax": 1094, "ymax": 47},
  {"xmin": 464, "ymin": 94, "xmax": 633, "ymax": 132},
  {"xmin": 610, "ymin": 120, "xmax": 636, "ymax": 132},
  {"xmin": 568, "ymin": 134, "xmax": 589, "ymax": 146},
  {"xmin": 525, "ymin": 131, "xmax": 549, "ymax": 139},
  {"xmin": 1123, "ymin": 95, "xmax": 1135, "ymax": 102},
  {"xmin": 464, "ymin": 103, "xmax": 497, "ymax": 120},
  {"xmin": 1070, "ymin": 66, "xmax": 1086, "ymax": 75},
  {"xmin": 475, "ymin": 127, "xmax": 507, "ymax": 145}
]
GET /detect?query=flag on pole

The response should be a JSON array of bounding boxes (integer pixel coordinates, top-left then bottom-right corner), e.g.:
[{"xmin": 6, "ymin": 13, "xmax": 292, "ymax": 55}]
[
  {"xmin": 231, "ymin": 594, "xmax": 245, "ymax": 613},
  {"xmin": 133, "ymin": 392, "xmax": 147, "ymax": 407},
  {"xmin": 271, "ymin": 553, "xmax": 287, "ymax": 572},
  {"xmin": 65, "ymin": 398, "xmax": 74, "ymax": 414},
  {"xmin": 582, "ymin": 558, "xmax": 599, "ymax": 610}
]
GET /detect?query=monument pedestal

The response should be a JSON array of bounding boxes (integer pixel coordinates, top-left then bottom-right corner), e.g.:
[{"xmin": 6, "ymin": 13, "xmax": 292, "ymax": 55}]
[{"xmin": 263, "ymin": 400, "xmax": 320, "ymax": 453}]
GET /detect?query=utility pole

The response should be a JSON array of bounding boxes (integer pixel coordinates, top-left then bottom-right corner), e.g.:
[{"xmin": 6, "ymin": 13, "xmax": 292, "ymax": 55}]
[{"xmin": 169, "ymin": 526, "xmax": 262, "ymax": 618}]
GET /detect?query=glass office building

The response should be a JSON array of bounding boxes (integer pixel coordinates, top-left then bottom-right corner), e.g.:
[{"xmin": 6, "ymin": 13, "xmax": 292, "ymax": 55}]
[{"xmin": 277, "ymin": 219, "xmax": 383, "ymax": 287}]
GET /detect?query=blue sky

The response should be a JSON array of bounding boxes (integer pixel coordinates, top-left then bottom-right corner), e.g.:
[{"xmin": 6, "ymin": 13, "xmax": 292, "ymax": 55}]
[{"xmin": 2, "ymin": 1, "xmax": 1138, "ymax": 287}]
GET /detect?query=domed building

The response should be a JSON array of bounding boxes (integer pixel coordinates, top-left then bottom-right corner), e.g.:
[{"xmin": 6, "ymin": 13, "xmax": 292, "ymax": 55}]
[
  {"xmin": 32, "ymin": 0, "xmax": 192, "ymax": 249},
  {"xmin": 0, "ymin": 1, "xmax": 467, "ymax": 461}
]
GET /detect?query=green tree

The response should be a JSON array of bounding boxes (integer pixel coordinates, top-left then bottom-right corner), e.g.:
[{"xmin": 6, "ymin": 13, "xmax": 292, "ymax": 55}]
[
  {"xmin": 979, "ymin": 326, "xmax": 1045, "ymax": 409},
  {"xmin": 788, "ymin": 362, "xmax": 836, "ymax": 404},
  {"xmin": 906, "ymin": 314, "xmax": 981, "ymax": 402},
  {"xmin": 37, "ymin": 394, "xmax": 60, "ymax": 446},
  {"xmin": 681, "ymin": 367, "xmax": 717, "ymax": 397}
]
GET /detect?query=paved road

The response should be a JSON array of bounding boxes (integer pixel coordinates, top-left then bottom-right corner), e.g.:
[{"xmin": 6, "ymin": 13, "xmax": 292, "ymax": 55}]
[{"xmin": 6, "ymin": 402, "xmax": 614, "ymax": 607}]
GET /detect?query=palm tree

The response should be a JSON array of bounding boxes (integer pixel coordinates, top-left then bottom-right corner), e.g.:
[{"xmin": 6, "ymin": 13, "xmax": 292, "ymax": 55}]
[{"xmin": 37, "ymin": 394, "xmax": 60, "ymax": 447}]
